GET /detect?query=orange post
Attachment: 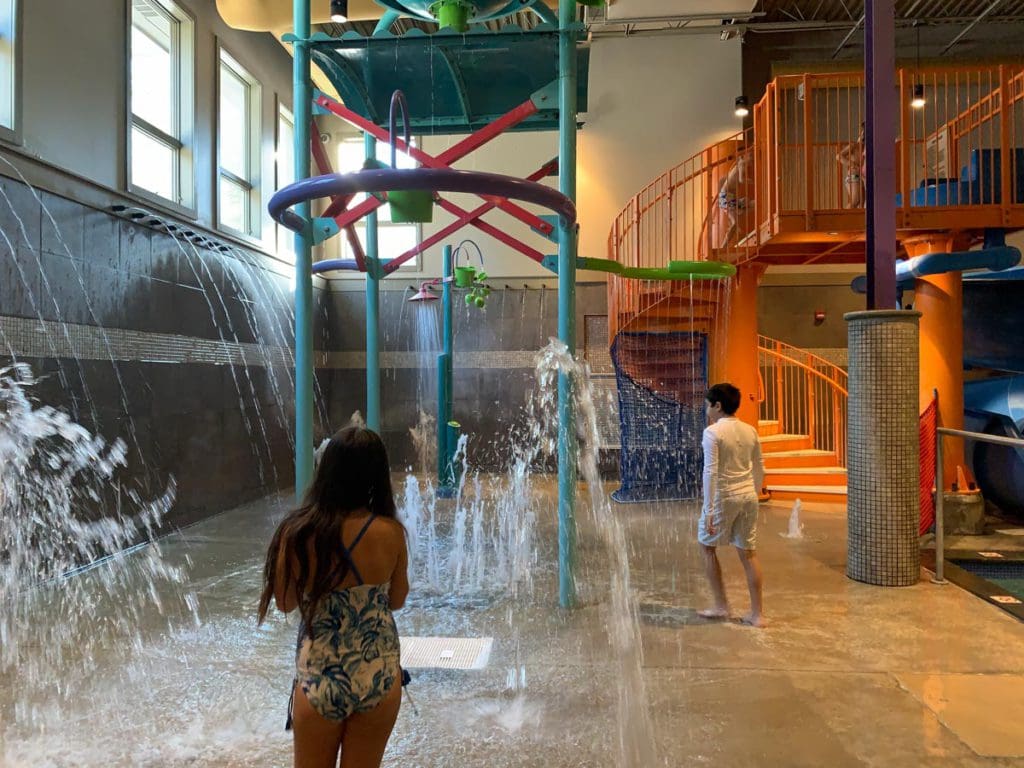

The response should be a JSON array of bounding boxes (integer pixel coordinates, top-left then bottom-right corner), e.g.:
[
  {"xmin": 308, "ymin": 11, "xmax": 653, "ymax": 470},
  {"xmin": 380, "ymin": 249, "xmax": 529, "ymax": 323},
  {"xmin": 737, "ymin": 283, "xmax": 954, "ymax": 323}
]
[
  {"xmin": 907, "ymin": 234, "xmax": 967, "ymax": 490},
  {"xmin": 720, "ymin": 264, "xmax": 765, "ymax": 428}
]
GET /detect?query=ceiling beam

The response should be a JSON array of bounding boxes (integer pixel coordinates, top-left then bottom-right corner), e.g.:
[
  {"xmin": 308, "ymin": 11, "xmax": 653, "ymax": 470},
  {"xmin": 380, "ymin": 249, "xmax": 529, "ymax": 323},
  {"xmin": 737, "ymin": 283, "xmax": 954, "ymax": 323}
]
[
  {"xmin": 831, "ymin": 13, "xmax": 864, "ymax": 58},
  {"xmin": 941, "ymin": 0, "xmax": 1004, "ymax": 54}
]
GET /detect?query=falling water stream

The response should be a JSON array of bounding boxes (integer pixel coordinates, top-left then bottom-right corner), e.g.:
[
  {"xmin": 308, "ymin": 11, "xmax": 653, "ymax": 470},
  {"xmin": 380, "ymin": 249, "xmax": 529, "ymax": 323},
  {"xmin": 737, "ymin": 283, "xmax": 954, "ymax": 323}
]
[
  {"xmin": 0, "ymin": 364, "xmax": 192, "ymax": 723},
  {"xmin": 0, "ymin": 165, "xmax": 661, "ymax": 764}
]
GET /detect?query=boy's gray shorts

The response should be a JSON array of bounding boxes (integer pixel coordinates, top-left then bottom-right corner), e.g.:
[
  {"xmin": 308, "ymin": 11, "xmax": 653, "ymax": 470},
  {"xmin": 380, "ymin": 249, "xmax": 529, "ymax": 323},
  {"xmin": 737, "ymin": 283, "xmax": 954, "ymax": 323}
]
[{"xmin": 698, "ymin": 496, "xmax": 759, "ymax": 550}]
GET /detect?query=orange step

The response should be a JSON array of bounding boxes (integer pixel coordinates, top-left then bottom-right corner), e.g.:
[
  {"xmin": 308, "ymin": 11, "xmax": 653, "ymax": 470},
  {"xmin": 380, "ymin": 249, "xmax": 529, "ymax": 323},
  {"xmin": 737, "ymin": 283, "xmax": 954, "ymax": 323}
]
[
  {"xmin": 624, "ymin": 319, "xmax": 713, "ymax": 334},
  {"xmin": 757, "ymin": 419, "xmax": 780, "ymax": 437},
  {"xmin": 766, "ymin": 484, "xmax": 848, "ymax": 504},
  {"xmin": 764, "ymin": 467, "xmax": 847, "ymax": 486},
  {"xmin": 758, "ymin": 433, "xmax": 813, "ymax": 452},
  {"xmin": 762, "ymin": 449, "xmax": 839, "ymax": 469},
  {"xmin": 620, "ymin": 305, "xmax": 716, "ymax": 321}
]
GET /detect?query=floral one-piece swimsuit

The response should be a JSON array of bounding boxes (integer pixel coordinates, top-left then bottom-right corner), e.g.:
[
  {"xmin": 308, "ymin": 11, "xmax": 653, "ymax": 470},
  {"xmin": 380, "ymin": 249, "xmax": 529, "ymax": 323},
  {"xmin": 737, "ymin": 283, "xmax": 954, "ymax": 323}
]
[{"xmin": 286, "ymin": 515, "xmax": 401, "ymax": 729}]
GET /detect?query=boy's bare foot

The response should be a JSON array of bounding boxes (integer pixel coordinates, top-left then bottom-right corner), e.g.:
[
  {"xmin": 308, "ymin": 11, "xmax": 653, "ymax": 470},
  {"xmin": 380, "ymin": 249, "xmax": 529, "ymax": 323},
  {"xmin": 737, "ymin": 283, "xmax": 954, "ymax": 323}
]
[
  {"xmin": 698, "ymin": 607, "xmax": 730, "ymax": 620},
  {"xmin": 740, "ymin": 613, "xmax": 767, "ymax": 628}
]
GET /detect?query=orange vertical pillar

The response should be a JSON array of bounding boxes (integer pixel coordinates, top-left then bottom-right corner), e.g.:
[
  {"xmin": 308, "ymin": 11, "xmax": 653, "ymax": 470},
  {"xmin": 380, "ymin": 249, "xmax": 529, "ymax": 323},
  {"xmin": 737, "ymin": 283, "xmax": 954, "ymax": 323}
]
[
  {"xmin": 720, "ymin": 264, "xmax": 765, "ymax": 428},
  {"xmin": 906, "ymin": 234, "xmax": 966, "ymax": 489}
]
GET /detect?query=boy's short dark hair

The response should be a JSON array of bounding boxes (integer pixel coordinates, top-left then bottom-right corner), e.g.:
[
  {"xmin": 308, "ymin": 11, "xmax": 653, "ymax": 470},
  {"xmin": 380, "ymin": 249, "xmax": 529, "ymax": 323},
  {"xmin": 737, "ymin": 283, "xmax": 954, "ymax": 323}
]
[{"xmin": 706, "ymin": 383, "xmax": 742, "ymax": 415}]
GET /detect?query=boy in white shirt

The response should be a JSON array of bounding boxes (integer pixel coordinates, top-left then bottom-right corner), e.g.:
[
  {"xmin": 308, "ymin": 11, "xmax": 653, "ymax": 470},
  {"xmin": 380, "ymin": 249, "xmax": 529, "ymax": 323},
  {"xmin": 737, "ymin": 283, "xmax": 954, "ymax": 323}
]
[{"xmin": 697, "ymin": 383, "xmax": 767, "ymax": 627}]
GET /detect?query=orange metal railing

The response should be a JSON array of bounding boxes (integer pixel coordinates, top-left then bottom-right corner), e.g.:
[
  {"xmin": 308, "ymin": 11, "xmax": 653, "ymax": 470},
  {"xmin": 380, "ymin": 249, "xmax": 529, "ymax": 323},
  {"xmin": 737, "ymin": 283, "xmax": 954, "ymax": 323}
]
[
  {"xmin": 609, "ymin": 65, "xmax": 1024, "ymax": 344},
  {"xmin": 608, "ymin": 66, "xmax": 1024, "ymax": 440},
  {"xmin": 752, "ymin": 65, "xmax": 1024, "ymax": 242},
  {"xmin": 607, "ymin": 129, "xmax": 753, "ymax": 340},
  {"xmin": 757, "ymin": 335, "xmax": 848, "ymax": 467}
]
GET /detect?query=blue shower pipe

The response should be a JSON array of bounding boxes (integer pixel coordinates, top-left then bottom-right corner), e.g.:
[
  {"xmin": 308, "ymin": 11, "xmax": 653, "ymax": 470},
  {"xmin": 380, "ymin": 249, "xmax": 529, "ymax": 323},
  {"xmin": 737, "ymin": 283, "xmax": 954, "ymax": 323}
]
[
  {"xmin": 365, "ymin": 133, "xmax": 382, "ymax": 433},
  {"xmin": 292, "ymin": 0, "xmax": 314, "ymax": 500}
]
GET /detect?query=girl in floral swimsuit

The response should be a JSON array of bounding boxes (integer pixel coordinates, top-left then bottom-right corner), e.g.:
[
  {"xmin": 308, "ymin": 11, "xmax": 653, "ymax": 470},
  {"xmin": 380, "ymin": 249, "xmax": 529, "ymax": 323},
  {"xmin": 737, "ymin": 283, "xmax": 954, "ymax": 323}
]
[{"xmin": 259, "ymin": 426, "xmax": 410, "ymax": 768}]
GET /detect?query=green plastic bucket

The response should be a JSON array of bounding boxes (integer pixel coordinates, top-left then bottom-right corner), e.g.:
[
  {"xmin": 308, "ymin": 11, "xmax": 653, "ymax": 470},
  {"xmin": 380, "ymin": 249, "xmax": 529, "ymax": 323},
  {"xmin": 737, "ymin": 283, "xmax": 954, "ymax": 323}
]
[
  {"xmin": 454, "ymin": 265, "xmax": 477, "ymax": 287},
  {"xmin": 388, "ymin": 189, "xmax": 433, "ymax": 224}
]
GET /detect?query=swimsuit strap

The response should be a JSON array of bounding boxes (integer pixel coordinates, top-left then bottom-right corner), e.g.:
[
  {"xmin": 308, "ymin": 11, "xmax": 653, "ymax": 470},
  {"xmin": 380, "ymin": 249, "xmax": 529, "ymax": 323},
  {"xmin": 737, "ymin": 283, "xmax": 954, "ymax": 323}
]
[
  {"xmin": 348, "ymin": 514, "xmax": 377, "ymax": 553},
  {"xmin": 338, "ymin": 514, "xmax": 377, "ymax": 586}
]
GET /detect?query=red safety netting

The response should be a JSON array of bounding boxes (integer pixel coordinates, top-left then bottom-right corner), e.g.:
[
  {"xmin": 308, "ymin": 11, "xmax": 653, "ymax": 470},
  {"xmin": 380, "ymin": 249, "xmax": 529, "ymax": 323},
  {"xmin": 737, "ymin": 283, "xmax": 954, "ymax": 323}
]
[{"xmin": 919, "ymin": 396, "xmax": 938, "ymax": 535}]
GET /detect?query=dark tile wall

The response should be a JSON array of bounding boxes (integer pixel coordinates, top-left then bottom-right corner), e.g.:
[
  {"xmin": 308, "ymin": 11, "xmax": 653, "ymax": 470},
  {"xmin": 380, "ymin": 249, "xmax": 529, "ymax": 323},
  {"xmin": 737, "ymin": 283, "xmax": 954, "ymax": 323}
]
[
  {"xmin": 325, "ymin": 283, "xmax": 609, "ymax": 472},
  {"xmin": 0, "ymin": 174, "xmax": 332, "ymax": 532}
]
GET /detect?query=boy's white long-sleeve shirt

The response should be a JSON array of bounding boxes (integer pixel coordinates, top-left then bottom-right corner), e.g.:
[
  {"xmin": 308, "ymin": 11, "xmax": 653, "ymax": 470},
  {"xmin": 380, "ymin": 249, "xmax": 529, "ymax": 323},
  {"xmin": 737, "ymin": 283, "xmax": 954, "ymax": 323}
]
[{"xmin": 702, "ymin": 417, "xmax": 765, "ymax": 511}]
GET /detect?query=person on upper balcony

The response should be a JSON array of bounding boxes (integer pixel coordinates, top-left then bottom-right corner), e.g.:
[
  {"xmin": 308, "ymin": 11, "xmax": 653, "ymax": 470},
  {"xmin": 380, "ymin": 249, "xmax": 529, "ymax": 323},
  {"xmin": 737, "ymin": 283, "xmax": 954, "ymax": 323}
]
[
  {"xmin": 716, "ymin": 151, "xmax": 754, "ymax": 249},
  {"xmin": 838, "ymin": 122, "xmax": 866, "ymax": 208}
]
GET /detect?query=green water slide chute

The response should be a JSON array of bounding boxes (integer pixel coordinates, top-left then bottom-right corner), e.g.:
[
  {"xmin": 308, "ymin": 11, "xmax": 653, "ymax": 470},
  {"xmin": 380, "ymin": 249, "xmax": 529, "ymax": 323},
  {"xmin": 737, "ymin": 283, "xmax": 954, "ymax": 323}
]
[{"xmin": 572, "ymin": 257, "xmax": 736, "ymax": 280}]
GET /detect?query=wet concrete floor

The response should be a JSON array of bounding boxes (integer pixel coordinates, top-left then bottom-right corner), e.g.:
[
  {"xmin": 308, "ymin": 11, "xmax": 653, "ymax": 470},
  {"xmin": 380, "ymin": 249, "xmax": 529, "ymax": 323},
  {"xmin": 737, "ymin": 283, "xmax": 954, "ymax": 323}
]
[{"xmin": 3, "ymin": 482, "xmax": 1024, "ymax": 767}]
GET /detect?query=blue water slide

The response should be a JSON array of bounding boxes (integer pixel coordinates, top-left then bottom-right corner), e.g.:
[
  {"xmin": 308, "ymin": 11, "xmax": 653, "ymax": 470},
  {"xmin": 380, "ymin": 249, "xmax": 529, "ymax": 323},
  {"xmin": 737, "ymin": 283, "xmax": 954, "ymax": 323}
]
[
  {"xmin": 964, "ymin": 376, "xmax": 1024, "ymax": 516},
  {"xmin": 895, "ymin": 148, "xmax": 1024, "ymax": 208},
  {"xmin": 850, "ymin": 237, "xmax": 1021, "ymax": 294},
  {"xmin": 848, "ymin": 231, "xmax": 1024, "ymax": 514}
]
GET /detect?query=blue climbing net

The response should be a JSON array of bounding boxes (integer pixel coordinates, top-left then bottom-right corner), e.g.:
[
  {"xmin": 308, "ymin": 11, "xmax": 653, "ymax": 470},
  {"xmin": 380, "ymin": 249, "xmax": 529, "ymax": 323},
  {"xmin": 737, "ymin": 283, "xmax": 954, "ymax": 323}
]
[{"xmin": 611, "ymin": 331, "xmax": 708, "ymax": 503}]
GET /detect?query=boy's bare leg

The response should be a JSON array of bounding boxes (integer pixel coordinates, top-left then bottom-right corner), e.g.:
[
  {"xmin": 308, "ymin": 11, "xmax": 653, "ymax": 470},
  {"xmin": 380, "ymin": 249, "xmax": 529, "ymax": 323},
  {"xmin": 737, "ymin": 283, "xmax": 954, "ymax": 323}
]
[
  {"xmin": 699, "ymin": 544, "xmax": 730, "ymax": 618},
  {"xmin": 736, "ymin": 548, "xmax": 766, "ymax": 627}
]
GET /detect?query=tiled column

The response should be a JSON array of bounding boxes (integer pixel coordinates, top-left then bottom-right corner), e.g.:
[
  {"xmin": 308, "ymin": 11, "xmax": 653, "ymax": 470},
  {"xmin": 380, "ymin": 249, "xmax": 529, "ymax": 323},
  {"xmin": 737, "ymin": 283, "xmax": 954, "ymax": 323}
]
[{"xmin": 845, "ymin": 309, "xmax": 921, "ymax": 586}]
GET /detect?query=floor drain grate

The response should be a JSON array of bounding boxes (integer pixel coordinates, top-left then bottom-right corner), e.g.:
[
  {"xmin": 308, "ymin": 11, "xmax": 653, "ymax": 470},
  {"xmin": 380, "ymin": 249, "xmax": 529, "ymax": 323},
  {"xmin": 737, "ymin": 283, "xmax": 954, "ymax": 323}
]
[{"xmin": 400, "ymin": 636, "xmax": 493, "ymax": 670}]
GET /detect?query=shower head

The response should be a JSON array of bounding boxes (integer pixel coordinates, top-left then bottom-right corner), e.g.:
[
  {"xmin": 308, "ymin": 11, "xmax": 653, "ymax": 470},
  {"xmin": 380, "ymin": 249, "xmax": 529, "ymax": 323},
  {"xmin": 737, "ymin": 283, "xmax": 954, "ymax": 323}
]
[{"xmin": 408, "ymin": 281, "xmax": 439, "ymax": 302}]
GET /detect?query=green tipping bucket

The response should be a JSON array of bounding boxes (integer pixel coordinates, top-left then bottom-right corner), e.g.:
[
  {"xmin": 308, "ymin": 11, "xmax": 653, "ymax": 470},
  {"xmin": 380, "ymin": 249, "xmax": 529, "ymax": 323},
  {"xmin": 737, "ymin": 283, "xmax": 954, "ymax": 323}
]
[
  {"xmin": 432, "ymin": 0, "xmax": 471, "ymax": 31},
  {"xmin": 388, "ymin": 189, "xmax": 433, "ymax": 224},
  {"xmin": 454, "ymin": 264, "xmax": 477, "ymax": 287}
]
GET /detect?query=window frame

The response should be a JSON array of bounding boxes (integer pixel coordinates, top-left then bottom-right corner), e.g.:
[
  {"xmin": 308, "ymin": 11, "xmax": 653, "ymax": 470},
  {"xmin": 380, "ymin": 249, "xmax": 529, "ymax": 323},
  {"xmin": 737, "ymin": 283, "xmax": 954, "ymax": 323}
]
[
  {"xmin": 275, "ymin": 97, "xmax": 296, "ymax": 262},
  {"xmin": 334, "ymin": 134, "xmax": 422, "ymax": 273},
  {"xmin": 216, "ymin": 45, "xmax": 263, "ymax": 240},
  {"xmin": 125, "ymin": 0, "xmax": 196, "ymax": 215},
  {"xmin": 0, "ymin": 0, "xmax": 22, "ymax": 144}
]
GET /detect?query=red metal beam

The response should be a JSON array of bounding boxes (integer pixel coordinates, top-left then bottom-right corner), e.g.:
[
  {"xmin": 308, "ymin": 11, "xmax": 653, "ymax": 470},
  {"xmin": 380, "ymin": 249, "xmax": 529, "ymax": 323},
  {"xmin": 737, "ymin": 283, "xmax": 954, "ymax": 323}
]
[
  {"xmin": 382, "ymin": 158, "xmax": 559, "ymax": 274},
  {"xmin": 435, "ymin": 198, "xmax": 547, "ymax": 264},
  {"xmin": 314, "ymin": 92, "xmax": 553, "ymax": 235},
  {"xmin": 434, "ymin": 100, "xmax": 541, "ymax": 166},
  {"xmin": 309, "ymin": 122, "xmax": 366, "ymax": 270}
]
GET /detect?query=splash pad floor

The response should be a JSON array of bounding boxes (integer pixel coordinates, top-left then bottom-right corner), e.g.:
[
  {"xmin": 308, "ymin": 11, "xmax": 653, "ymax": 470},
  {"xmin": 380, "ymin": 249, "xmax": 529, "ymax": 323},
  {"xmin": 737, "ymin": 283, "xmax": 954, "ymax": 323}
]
[{"xmin": 3, "ymin": 482, "xmax": 1024, "ymax": 766}]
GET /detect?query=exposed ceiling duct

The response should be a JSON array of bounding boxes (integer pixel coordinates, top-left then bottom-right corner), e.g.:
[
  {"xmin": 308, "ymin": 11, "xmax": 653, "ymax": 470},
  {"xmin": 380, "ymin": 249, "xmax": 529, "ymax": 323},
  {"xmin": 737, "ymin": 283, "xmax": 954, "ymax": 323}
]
[
  {"xmin": 215, "ymin": 0, "xmax": 561, "ymax": 35},
  {"xmin": 604, "ymin": 0, "xmax": 758, "ymax": 22}
]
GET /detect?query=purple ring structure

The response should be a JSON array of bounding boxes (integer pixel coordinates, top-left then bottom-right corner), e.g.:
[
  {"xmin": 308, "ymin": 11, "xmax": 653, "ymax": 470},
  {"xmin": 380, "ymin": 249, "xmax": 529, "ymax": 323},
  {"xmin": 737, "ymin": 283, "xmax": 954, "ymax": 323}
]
[{"xmin": 269, "ymin": 168, "xmax": 577, "ymax": 274}]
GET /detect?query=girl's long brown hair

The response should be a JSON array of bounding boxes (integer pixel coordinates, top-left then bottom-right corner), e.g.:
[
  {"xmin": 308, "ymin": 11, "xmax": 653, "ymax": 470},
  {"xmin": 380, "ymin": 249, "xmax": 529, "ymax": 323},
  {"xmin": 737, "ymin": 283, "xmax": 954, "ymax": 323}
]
[{"xmin": 257, "ymin": 426, "xmax": 398, "ymax": 634}]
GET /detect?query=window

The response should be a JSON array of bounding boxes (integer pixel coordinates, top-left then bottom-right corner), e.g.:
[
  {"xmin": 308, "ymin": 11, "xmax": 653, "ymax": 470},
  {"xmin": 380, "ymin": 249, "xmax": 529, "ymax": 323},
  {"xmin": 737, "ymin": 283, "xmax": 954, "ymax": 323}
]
[
  {"xmin": 129, "ymin": 0, "xmax": 194, "ymax": 207},
  {"xmin": 218, "ymin": 49, "xmax": 262, "ymax": 237},
  {"xmin": 0, "ymin": 0, "xmax": 18, "ymax": 137},
  {"xmin": 276, "ymin": 103, "xmax": 295, "ymax": 260},
  {"xmin": 336, "ymin": 136, "xmax": 420, "ymax": 270}
]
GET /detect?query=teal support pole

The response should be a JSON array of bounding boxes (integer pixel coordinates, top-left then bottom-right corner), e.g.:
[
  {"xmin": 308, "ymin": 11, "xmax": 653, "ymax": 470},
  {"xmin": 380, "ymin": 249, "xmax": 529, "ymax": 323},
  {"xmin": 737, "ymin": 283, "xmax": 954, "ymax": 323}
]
[
  {"xmin": 373, "ymin": 9, "xmax": 402, "ymax": 34},
  {"xmin": 437, "ymin": 245, "xmax": 454, "ymax": 490},
  {"xmin": 436, "ymin": 355, "xmax": 450, "ymax": 485},
  {"xmin": 557, "ymin": 0, "xmax": 578, "ymax": 609},
  {"xmin": 436, "ymin": 246, "xmax": 456, "ymax": 495},
  {"xmin": 293, "ymin": 0, "xmax": 314, "ymax": 501},
  {"xmin": 365, "ymin": 133, "xmax": 382, "ymax": 433}
]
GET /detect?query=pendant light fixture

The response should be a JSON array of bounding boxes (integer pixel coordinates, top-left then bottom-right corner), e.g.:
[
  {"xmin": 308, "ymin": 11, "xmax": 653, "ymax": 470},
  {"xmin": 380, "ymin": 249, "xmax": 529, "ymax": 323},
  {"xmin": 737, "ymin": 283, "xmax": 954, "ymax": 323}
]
[
  {"xmin": 330, "ymin": 0, "xmax": 349, "ymax": 23},
  {"xmin": 911, "ymin": 22, "xmax": 926, "ymax": 110}
]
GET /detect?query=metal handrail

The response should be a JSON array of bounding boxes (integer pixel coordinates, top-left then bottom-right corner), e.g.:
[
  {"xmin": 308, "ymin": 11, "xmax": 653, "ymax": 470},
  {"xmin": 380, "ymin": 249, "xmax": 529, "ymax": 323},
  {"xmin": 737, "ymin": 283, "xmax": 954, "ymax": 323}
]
[
  {"xmin": 758, "ymin": 346, "xmax": 850, "ymax": 396},
  {"xmin": 757, "ymin": 335, "xmax": 848, "ymax": 387},
  {"xmin": 757, "ymin": 335, "xmax": 849, "ymax": 468},
  {"xmin": 933, "ymin": 427, "xmax": 1024, "ymax": 584}
]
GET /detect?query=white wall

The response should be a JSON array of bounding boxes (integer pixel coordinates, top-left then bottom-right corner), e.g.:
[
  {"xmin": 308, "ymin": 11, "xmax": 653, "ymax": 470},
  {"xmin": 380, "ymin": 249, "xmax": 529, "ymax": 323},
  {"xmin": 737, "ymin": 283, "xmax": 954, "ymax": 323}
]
[
  {"xmin": 320, "ymin": 33, "xmax": 742, "ymax": 280},
  {"xmin": 577, "ymin": 34, "xmax": 743, "ymax": 274}
]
